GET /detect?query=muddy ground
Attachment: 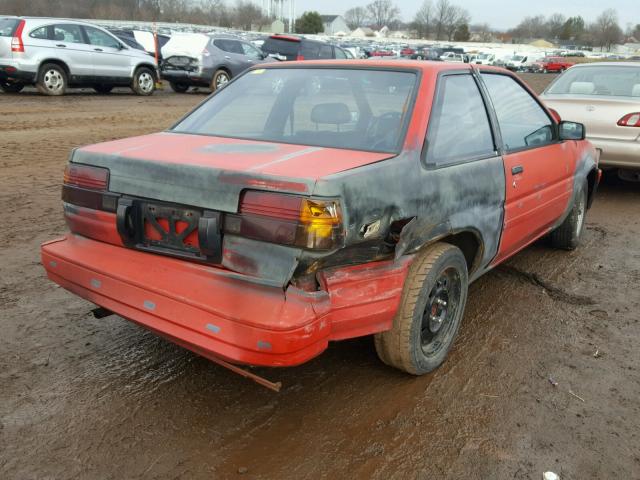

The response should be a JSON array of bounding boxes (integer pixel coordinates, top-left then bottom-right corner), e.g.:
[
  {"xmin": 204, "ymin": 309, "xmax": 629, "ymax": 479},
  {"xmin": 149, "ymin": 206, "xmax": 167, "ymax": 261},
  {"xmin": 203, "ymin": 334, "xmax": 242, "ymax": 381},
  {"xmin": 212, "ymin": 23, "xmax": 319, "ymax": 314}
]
[{"xmin": 1, "ymin": 74, "xmax": 639, "ymax": 479}]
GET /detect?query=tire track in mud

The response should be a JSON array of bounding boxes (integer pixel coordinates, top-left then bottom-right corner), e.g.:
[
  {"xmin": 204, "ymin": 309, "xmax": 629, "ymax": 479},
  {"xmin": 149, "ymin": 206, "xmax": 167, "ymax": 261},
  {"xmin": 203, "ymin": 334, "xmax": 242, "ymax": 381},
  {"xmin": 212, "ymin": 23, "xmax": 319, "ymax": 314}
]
[{"xmin": 496, "ymin": 265, "xmax": 597, "ymax": 306}]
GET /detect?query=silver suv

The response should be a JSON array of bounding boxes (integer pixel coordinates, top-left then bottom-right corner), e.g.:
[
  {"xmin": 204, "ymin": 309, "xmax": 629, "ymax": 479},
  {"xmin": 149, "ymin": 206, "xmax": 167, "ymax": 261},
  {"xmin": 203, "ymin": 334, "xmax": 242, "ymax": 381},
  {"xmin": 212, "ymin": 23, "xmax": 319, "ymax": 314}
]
[{"xmin": 0, "ymin": 17, "xmax": 158, "ymax": 95}]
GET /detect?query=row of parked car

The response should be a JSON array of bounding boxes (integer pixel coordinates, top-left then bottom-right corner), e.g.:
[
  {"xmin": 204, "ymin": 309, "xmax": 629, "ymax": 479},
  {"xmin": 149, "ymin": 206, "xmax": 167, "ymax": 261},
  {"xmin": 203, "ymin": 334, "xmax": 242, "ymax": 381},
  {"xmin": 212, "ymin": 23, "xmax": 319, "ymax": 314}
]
[{"xmin": 0, "ymin": 16, "xmax": 361, "ymax": 96}]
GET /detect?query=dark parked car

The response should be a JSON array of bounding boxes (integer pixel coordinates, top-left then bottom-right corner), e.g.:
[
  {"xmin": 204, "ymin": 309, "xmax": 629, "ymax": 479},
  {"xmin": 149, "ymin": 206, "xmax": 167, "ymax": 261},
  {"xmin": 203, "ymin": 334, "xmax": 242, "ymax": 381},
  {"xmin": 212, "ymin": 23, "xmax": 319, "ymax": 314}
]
[
  {"xmin": 261, "ymin": 34, "xmax": 343, "ymax": 61},
  {"xmin": 42, "ymin": 61, "xmax": 600, "ymax": 389},
  {"xmin": 161, "ymin": 34, "xmax": 274, "ymax": 92}
]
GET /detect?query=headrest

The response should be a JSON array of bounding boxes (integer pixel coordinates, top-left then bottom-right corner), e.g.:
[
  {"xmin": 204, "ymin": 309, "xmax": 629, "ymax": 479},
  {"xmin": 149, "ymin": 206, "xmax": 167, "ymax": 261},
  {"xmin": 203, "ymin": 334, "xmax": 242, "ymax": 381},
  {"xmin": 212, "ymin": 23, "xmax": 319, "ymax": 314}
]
[
  {"xmin": 569, "ymin": 82, "xmax": 595, "ymax": 95},
  {"xmin": 310, "ymin": 103, "xmax": 351, "ymax": 125},
  {"xmin": 632, "ymin": 84, "xmax": 640, "ymax": 97}
]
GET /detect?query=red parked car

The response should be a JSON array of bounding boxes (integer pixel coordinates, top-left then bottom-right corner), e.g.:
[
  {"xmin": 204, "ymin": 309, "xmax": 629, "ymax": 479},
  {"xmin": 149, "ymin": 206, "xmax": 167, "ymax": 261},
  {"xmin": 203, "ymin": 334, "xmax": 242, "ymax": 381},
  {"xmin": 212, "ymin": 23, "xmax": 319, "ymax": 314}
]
[
  {"xmin": 42, "ymin": 62, "xmax": 600, "ymax": 389},
  {"xmin": 539, "ymin": 56, "xmax": 575, "ymax": 73}
]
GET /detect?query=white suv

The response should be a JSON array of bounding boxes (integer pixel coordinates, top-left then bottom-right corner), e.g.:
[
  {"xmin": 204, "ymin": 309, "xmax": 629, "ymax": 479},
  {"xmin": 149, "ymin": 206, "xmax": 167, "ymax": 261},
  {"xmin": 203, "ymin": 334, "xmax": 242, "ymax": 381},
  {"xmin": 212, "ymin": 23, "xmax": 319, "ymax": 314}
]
[{"xmin": 0, "ymin": 17, "xmax": 158, "ymax": 95}]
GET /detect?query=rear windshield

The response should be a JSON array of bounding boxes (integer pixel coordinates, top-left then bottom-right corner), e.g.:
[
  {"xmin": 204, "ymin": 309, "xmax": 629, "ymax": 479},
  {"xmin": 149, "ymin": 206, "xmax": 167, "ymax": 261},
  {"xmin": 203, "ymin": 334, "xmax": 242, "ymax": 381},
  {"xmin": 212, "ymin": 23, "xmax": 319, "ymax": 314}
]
[
  {"xmin": 546, "ymin": 66, "xmax": 640, "ymax": 97},
  {"xmin": 0, "ymin": 18, "xmax": 19, "ymax": 37},
  {"xmin": 172, "ymin": 68, "xmax": 417, "ymax": 153},
  {"xmin": 262, "ymin": 38, "xmax": 299, "ymax": 58}
]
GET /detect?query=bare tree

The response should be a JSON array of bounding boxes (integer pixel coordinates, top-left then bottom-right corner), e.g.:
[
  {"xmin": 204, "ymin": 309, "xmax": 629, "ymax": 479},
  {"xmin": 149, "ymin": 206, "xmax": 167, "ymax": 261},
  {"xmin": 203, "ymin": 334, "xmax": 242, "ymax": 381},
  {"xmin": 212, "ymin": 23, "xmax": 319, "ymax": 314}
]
[
  {"xmin": 434, "ymin": 0, "xmax": 454, "ymax": 40},
  {"xmin": 233, "ymin": 1, "xmax": 266, "ymax": 31},
  {"xmin": 413, "ymin": 0, "xmax": 433, "ymax": 39},
  {"xmin": 444, "ymin": 6, "xmax": 469, "ymax": 41},
  {"xmin": 470, "ymin": 23, "xmax": 494, "ymax": 42},
  {"xmin": 546, "ymin": 13, "xmax": 566, "ymax": 40},
  {"xmin": 366, "ymin": 0, "xmax": 400, "ymax": 30},
  {"xmin": 590, "ymin": 9, "xmax": 623, "ymax": 51},
  {"xmin": 344, "ymin": 6, "xmax": 368, "ymax": 30}
]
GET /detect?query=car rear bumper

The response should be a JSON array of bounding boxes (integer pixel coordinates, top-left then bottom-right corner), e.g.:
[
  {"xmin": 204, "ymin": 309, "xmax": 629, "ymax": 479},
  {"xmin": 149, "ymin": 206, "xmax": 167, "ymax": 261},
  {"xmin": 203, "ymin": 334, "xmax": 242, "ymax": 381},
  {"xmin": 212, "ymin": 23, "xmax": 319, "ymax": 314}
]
[
  {"xmin": 589, "ymin": 136, "xmax": 640, "ymax": 169},
  {"xmin": 41, "ymin": 234, "xmax": 411, "ymax": 367},
  {"xmin": 161, "ymin": 69, "xmax": 211, "ymax": 86},
  {"xmin": 0, "ymin": 63, "xmax": 36, "ymax": 83}
]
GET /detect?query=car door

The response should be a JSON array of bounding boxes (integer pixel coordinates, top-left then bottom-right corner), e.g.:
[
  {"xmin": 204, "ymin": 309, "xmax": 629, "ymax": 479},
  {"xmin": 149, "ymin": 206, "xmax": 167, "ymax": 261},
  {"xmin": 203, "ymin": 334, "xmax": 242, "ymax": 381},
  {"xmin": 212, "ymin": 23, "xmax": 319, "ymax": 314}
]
[
  {"xmin": 239, "ymin": 41, "xmax": 267, "ymax": 67},
  {"xmin": 480, "ymin": 72, "xmax": 576, "ymax": 265},
  {"xmin": 41, "ymin": 24, "xmax": 94, "ymax": 79},
  {"xmin": 83, "ymin": 25, "xmax": 131, "ymax": 81},
  {"xmin": 212, "ymin": 39, "xmax": 246, "ymax": 76},
  {"xmin": 422, "ymin": 72, "xmax": 505, "ymax": 271}
]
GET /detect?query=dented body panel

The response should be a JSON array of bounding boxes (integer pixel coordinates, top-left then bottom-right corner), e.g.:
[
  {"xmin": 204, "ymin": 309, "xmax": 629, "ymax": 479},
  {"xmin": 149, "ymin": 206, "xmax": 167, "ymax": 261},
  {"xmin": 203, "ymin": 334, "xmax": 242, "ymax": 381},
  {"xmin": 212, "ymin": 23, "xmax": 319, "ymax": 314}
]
[{"xmin": 41, "ymin": 60, "xmax": 600, "ymax": 368}]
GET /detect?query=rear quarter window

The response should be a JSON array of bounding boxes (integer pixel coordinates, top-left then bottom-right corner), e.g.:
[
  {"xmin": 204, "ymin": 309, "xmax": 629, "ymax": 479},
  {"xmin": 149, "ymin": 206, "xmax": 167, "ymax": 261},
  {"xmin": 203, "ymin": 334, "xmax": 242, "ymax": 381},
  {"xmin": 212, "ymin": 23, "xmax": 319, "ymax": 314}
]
[
  {"xmin": 426, "ymin": 74, "xmax": 495, "ymax": 166},
  {"xmin": 0, "ymin": 18, "xmax": 19, "ymax": 37}
]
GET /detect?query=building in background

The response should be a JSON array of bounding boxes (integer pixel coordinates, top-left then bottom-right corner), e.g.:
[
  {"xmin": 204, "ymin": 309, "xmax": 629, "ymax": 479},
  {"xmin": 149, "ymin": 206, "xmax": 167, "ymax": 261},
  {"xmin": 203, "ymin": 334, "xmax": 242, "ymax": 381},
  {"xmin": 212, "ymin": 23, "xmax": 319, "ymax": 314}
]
[{"xmin": 320, "ymin": 15, "xmax": 349, "ymax": 36}]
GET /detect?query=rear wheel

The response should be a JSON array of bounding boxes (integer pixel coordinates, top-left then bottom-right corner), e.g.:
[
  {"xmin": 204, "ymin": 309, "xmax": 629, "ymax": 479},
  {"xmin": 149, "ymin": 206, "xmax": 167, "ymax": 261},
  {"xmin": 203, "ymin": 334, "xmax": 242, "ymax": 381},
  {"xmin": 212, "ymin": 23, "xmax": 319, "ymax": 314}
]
[
  {"xmin": 210, "ymin": 69, "xmax": 230, "ymax": 91},
  {"xmin": 93, "ymin": 84, "xmax": 113, "ymax": 94},
  {"xmin": 170, "ymin": 82, "xmax": 189, "ymax": 93},
  {"xmin": 550, "ymin": 180, "xmax": 588, "ymax": 250},
  {"xmin": 131, "ymin": 67, "xmax": 155, "ymax": 96},
  {"xmin": 0, "ymin": 81, "xmax": 24, "ymax": 93},
  {"xmin": 374, "ymin": 243, "xmax": 468, "ymax": 375},
  {"xmin": 37, "ymin": 63, "xmax": 67, "ymax": 96}
]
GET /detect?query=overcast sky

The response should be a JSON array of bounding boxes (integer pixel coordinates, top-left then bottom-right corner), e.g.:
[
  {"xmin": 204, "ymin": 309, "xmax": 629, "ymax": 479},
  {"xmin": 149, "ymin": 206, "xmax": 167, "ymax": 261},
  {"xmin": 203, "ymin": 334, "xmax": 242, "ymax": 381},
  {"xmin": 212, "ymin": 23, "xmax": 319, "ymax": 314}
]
[{"xmin": 295, "ymin": 0, "xmax": 640, "ymax": 30}]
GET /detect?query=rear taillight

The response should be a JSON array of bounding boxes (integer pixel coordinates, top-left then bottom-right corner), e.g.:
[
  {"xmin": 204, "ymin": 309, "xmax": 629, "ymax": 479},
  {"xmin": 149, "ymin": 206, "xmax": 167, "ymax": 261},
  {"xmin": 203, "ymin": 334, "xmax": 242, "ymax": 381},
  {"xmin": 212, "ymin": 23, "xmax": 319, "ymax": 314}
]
[
  {"xmin": 63, "ymin": 164, "xmax": 109, "ymax": 191},
  {"xmin": 202, "ymin": 48, "xmax": 210, "ymax": 57},
  {"xmin": 617, "ymin": 113, "xmax": 640, "ymax": 127},
  {"xmin": 296, "ymin": 54, "xmax": 304, "ymax": 61},
  {"xmin": 11, "ymin": 19, "xmax": 25, "ymax": 53},
  {"xmin": 227, "ymin": 191, "xmax": 343, "ymax": 250}
]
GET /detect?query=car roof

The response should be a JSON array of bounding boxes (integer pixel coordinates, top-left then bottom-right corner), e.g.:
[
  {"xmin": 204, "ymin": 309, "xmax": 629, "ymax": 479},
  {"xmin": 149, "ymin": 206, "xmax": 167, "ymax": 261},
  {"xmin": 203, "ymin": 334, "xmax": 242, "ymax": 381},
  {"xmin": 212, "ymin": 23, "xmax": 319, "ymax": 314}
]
[
  {"xmin": 568, "ymin": 62, "xmax": 640, "ymax": 68},
  {"xmin": 9, "ymin": 16, "xmax": 100, "ymax": 27},
  {"xmin": 256, "ymin": 59, "xmax": 506, "ymax": 74}
]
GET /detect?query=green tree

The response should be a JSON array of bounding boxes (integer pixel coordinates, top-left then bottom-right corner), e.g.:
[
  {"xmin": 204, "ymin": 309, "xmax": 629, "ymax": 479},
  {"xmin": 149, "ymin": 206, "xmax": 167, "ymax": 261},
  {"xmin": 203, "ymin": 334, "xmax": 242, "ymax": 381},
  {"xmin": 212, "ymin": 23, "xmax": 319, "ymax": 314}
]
[
  {"xmin": 453, "ymin": 22, "xmax": 470, "ymax": 41},
  {"xmin": 295, "ymin": 11, "xmax": 324, "ymax": 34},
  {"xmin": 560, "ymin": 16, "xmax": 585, "ymax": 42}
]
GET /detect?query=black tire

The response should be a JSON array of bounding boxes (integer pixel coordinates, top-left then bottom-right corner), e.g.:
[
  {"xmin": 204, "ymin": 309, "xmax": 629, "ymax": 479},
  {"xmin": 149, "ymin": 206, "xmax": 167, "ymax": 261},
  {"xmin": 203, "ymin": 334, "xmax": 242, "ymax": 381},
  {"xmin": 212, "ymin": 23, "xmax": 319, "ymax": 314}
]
[
  {"xmin": 170, "ymin": 82, "xmax": 190, "ymax": 93},
  {"xmin": 374, "ymin": 243, "xmax": 469, "ymax": 375},
  {"xmin": 550, "ymin": 180, "xmax": 588, "ymax": 250},
  {"xmin": 93, "ymin": 85, "xmax": 113, "ymax": 94},
  {"xmin": 131, "ymin": 67, "xmax": 155, "ymax": 96},
  {"xmin": 36, "ymin": 63, "xmax": 67, "ymax": 96},
  {"xmin": 210, "ymin": 69, "xmax": 230, "ymax": 91},
  {"xmin": 0, "ymin": 81, "xmax": 24, "ymax": 93}
]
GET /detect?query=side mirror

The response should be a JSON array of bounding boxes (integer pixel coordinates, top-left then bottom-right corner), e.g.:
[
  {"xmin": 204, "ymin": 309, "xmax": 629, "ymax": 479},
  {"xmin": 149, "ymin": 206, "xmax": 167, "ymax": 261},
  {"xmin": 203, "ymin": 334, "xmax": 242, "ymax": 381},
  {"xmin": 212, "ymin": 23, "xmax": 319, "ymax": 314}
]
[{"xmin": 559, "ymin": 121, "xmax": 585, "ymax": 140}]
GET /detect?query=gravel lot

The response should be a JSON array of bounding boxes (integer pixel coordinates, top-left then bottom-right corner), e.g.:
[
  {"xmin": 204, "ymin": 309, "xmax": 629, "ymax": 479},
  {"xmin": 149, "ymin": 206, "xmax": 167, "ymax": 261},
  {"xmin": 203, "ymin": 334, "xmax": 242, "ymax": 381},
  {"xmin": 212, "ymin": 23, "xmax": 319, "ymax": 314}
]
[{"xmin": 1, "ymin": 74, "xmax": 639, "ymax": 479}]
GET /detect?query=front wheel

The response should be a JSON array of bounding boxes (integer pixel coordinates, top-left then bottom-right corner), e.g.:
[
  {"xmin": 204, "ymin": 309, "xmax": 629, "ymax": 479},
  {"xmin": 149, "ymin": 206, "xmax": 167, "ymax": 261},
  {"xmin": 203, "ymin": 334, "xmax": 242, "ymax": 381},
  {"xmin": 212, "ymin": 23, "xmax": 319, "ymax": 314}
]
[
  {"xmin": 210, "ymin": 69, "xmax": 230, "ymax": 92},
  {"xmin": 550, "ymin": 180, "xmax": 588, "ymax": 250},
  {"xmin": 374, "ymin": 243, "xmax": 469, "ymax": 375},
  {"xmin": 131, "ymin": 67, "xmax": 155, "ymax": 96},
  {"xmin": 0, "ymin": 81, "xmax": 24, "ymax": 93}
]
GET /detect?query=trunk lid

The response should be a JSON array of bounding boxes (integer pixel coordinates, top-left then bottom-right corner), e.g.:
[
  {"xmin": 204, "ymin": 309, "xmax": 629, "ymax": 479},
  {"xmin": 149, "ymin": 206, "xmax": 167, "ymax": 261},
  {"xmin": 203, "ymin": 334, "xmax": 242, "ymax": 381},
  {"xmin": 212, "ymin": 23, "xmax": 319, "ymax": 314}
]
[
  {"xmin": 543, "ymin": 95, "xmax": 640, "ymax": 142},
  {"xmin": 73, "ymin": 132, "xmax": 394, "ymax": 212}
]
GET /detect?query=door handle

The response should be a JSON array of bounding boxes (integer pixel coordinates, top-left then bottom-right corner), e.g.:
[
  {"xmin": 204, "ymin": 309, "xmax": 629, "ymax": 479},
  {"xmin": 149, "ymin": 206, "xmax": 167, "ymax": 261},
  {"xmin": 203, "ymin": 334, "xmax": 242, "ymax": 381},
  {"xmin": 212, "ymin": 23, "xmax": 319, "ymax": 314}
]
[
  {"xmin": 224, "ymin": 55, "xmax": 230, "ymax": 59},
  {"xmin": 56, "ymin": 44, "xmax": 66, "ymax": 48},
  {"xmin": 94, "ymin": 48, "xmax": 103, "ymax": 52},
  {"xmin": 511, "ymin": 165, "xmax": 524, "ymax": 175}
]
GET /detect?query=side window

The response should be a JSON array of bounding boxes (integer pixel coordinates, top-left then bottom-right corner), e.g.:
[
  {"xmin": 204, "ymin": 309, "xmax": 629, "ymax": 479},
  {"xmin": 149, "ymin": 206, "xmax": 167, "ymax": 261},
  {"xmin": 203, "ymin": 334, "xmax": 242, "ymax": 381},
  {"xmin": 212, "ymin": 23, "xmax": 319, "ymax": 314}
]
[
  {"xmin": 426, "ymin": 74, "xmax": 495, "ymax": 166},
  {"xmin": 481, "ymin": 73, "xmax": 554, "ymax": 151},
  {"xmin": 334, "ymin": 47, "xmax": 347, "ymax": 59},
  {"xmin": 318, "ymin": 45, "xmax": 333, "ymax": 59},
  {"xmin": 30, "ymin": 26, "xmax": 49, "ymax": 39},
  {"xmin": 52, "ymin": 24, "xmax": 84, "ymax": 44},
  {"xmin": 241, "ymin": 42, "xmax": 262, "ymax": 59},
  {"xmin": 213, "ymin": 39, "xmax": 229, "ymax": 51},
  {"xmin": 300, "ymin": 43, "xmax": 319, "ymax": 58},
  {"xmin": 84, "ymin": 26, "xmax": 120, "ymax": 49},
  {"xmin": 214, "ymin": 39, "xmax": 243, "ymax": 54}
]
